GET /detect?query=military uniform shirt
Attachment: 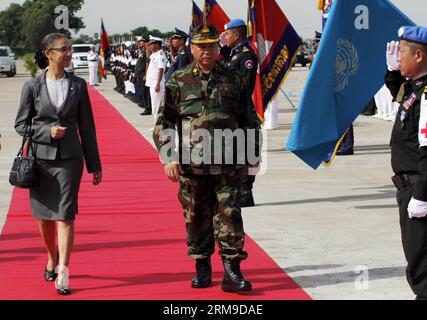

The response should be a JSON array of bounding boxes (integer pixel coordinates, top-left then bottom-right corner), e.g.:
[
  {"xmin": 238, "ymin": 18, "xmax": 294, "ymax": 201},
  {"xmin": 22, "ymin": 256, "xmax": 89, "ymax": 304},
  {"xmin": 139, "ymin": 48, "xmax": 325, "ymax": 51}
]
[
  {"xmin": 165, "ymin": 46, "xmax": 193, "ymax": 81},
  {"xmin": 146, "ymin": 50, "xmax": 167, "ymax": 88},
  {"xmin": 222, "ymin": 41, "xmax": 258, "ymax": 95},
  {"xmin": 153, "ymin": 62, "xmax": 261, "ymax": 175},
  {"xmin": 387, "ymin": 71, "xmax": 427, "ymax": 201}
]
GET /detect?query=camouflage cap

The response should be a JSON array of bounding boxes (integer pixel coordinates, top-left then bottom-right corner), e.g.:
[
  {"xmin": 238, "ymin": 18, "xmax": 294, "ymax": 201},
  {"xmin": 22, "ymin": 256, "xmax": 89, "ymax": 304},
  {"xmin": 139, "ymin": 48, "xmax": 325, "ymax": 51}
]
[{"xmin": 190, "ymin": 25, "xmax": 219, "ymax": 45}]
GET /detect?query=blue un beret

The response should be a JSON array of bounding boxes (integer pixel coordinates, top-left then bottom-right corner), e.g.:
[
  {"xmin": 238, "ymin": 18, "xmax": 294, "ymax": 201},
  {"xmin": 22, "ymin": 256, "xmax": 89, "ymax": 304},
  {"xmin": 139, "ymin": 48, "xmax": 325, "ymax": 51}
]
[
  {"xmin": 224, "ymin": 19, "xmax": 246, "ymax": 31},
  {"xmin": 399, "ymin": 26, "xmax": 427, "ymax": 45}
]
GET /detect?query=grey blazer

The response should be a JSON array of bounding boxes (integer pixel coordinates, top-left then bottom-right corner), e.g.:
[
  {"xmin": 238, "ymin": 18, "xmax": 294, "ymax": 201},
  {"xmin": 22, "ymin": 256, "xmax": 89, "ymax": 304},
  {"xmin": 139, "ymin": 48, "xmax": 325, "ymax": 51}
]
[{"xmin": 15, "ymin": 70, "xmax": 102, "ymax": 173}]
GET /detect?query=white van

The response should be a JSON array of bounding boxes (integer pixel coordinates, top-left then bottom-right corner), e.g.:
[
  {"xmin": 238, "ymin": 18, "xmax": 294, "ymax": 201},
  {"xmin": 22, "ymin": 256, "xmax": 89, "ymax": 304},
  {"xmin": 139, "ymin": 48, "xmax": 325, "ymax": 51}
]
[
  {"xmin": 0, "ymin": 46, "xmax": 17, "ymax": 77},
  {"xmin": 71, "ymin": 44, "xmax": 94, "ymax": 69}
]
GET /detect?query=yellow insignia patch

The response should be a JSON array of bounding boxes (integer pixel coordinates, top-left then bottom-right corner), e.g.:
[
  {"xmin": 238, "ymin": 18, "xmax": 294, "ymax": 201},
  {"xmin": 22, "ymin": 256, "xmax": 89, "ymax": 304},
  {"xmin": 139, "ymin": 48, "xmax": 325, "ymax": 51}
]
[
  {"xmin": 243, "ymin": 47, "xmax": 250, "ymax": 53},
  {"xmin": 424, "ymin": 86, "xmax": 427, "ymax": 93},
  {"xmin": 192, "ymin": 67, "xmax": 199, "ymax": 76}
]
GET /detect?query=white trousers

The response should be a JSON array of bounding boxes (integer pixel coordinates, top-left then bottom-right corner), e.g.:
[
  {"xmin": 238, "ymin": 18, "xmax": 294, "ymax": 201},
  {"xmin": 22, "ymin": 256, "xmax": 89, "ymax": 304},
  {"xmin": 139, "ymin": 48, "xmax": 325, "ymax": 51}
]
[
  {"xmin": 125, "ymin": 80, "xmax": 135, "ymax": 94},
  {"xmin": 263, "ymin": 98, "xmax": 279, "ymax": 129},
  {"xmin": 150, "ymin": 85, "xmax": 165, "ymax": 124},
  {"xmin": 374, "ymin": 84, "xmax": 398, "ymax": 121},
  {"xmin": 89, "ymin": 66, "xmax": 98, "ymax": 85}
]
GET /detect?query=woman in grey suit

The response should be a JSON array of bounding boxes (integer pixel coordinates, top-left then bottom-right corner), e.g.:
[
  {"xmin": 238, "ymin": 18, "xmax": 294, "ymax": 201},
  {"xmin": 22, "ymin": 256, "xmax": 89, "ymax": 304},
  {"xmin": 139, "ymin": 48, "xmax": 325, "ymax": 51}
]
[{"xmin": 14, "ymin": 33, "xmax": 102, "ymax": 295}]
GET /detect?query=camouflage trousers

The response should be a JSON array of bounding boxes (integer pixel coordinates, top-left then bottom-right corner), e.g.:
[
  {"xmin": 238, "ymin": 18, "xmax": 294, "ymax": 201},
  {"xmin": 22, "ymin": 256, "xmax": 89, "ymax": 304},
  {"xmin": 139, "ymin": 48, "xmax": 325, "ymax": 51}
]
[{"xmin": 178, "ymin": 171, "xmax": 248, "ymax": 261}]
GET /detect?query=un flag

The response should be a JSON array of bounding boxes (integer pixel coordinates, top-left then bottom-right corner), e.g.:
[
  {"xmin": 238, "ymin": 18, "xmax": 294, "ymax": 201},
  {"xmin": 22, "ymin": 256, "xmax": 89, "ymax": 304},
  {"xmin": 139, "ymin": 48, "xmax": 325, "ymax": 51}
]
[{"xmin": 286, "ymin": 0, "xmax": 414, "ymax": 169}]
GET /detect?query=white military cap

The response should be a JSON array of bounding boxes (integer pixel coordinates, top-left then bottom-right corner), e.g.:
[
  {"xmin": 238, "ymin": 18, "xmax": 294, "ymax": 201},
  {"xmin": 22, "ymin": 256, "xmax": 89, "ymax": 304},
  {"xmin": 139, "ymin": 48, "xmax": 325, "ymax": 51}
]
[{"xmin": 149, "ymin": 35, "xmax": 163, "ymax": 43}]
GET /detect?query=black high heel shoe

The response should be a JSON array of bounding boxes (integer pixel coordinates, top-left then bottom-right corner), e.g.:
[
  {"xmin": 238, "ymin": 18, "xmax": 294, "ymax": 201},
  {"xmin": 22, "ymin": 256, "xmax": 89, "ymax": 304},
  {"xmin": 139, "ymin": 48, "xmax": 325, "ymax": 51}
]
[{"xmin": 44, "ymin": 252, "xmax": 59, "ymax": 282}]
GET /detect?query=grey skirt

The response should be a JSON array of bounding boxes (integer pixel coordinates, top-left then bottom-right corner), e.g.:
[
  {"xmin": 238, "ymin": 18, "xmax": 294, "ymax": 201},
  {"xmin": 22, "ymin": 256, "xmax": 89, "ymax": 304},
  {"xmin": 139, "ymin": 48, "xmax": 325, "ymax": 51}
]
[{"xmin": 30, "ymin": 158, "xmax": 84, "ymax": 221}]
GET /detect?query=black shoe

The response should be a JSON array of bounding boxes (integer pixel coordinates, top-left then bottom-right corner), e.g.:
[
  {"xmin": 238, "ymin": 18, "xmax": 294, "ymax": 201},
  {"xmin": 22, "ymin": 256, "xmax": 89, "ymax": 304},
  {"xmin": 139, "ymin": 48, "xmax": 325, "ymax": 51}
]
[
  {"xmin": 362, "ymin": 111, "xmax": 375, "ymax": 116},
  {"xmin": 44, "ymin": 251, "xmax": 59, "ymax": 282},
  {"xmin": 336, "ymin": 149, "xmax": 354, "ymax": 156},
  {"xmin": 240, "ymin": 191, "xmax": 255, "ymax": 207},
  {"xmin": 191, "ymin": 258, "xmax": 212, "ymax": 288},
  {"xmin": 129, "ymin": 96, "xmax": 140, "ymax": 103},
  {"xmin": 140, "ymin": 109, "xmax": 152, "ymax": 116},
  {"xmin": 221, "ymin": 258, "xmax": 252, "ymax": 293},
  {"xmin": 44, "ymin": 268, "xmax": 57, "ymax": 282}
]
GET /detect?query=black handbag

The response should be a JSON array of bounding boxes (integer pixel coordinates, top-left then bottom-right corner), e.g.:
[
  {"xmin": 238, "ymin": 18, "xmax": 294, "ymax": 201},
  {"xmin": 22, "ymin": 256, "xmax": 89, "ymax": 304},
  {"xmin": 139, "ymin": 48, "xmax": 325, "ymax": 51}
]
[{"xmin": 9, "ymin": 125, "xmax": 40, "ymax": 188}]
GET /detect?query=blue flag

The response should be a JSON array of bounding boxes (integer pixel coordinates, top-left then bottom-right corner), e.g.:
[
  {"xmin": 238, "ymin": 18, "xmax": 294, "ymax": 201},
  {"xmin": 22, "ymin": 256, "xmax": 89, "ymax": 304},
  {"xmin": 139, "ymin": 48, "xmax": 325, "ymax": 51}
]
[{"xmin": 286, "ymin": 0, "xmax": 414, "ymax": 169}]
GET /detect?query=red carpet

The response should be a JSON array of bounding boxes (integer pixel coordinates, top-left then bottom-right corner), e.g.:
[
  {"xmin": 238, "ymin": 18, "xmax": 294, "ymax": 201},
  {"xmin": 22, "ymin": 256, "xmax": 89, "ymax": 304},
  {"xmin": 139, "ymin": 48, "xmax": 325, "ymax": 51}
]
[{"xmin": 0, "ymin": 86, "xmax": 310, "ymax": 300}]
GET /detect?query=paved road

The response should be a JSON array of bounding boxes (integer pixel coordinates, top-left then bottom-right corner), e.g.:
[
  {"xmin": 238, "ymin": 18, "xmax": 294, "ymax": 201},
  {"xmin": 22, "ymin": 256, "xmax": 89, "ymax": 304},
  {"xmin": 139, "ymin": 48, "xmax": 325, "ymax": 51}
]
[{"xmin": 0, "ymin": 60, "xmax": 414, "ymax": 299}]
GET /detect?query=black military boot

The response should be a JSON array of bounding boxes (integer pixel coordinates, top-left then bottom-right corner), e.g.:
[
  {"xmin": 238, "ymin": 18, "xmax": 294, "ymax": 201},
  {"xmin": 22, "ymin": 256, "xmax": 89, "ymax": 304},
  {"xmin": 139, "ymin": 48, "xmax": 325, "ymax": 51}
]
[
  {"xmin": 140, "ymin": 108, "xmax": 152, "ymax": 116},
  {"xmin": 240, "ymin": 191, "xmax": 255, "ymax": 208},
  {"xmin": 191, "ymin": 258, "xmax": 212, "ymax": 288},
  {"xmin": 221, "ymin": 258, "xmax": 252, "ymax": 293}
]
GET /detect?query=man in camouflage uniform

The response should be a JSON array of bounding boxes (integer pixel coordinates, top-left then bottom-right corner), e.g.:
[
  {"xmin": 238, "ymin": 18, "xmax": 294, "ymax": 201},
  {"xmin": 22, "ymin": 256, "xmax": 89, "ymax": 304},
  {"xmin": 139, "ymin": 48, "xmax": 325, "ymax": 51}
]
[
  {"xmin": 153, "ymin": 25, "xmax": 261, "ymax": 293},
  {"xmin": 220, "ymin": 19, "xmax": 259, "ymax": 208}
]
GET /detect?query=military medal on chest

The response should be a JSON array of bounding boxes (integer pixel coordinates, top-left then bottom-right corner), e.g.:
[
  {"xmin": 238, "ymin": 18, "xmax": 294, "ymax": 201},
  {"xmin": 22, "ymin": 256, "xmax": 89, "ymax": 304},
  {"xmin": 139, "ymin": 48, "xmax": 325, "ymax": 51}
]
[
  {"xmin": 403, "ymin": 93, "xmax": 416, "ymax": 110},
  {"xmin": 399, "ymin": 92, "xmax": 416, "ymax": 123}
]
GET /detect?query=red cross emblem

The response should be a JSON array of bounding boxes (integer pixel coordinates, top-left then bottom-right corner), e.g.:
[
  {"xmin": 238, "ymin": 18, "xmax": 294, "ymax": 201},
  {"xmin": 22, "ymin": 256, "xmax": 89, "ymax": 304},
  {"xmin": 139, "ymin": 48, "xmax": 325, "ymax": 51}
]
[{"xmin": 421, "ymin": 123, "xmax": 427, "ymax": 139}]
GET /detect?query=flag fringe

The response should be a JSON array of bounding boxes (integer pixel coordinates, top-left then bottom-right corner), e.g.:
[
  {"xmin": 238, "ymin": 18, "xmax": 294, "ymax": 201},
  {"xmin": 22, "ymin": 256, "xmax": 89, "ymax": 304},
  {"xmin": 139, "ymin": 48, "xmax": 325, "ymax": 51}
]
[{"xmin": 321, "ymin": 127, "xmax": 350, "ymax": 167}]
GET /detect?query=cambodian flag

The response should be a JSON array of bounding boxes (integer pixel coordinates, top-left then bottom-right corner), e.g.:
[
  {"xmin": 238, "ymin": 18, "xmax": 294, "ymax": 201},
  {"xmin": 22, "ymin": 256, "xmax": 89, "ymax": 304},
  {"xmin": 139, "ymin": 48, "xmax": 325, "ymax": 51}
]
[
  {"xmin": 191, "ymin": 1, "xmax": 203, "ymax": 31},
  {"xmin": 204, "ymin": 0, "xmax": 229, "ymax": 34},
  {"xmin": 100, "ymin": 18, "xmax": 110, "ymax": 80},
  {"xmin": 248, "ymin": 0, "xmax": 302, "ymax": 122}
]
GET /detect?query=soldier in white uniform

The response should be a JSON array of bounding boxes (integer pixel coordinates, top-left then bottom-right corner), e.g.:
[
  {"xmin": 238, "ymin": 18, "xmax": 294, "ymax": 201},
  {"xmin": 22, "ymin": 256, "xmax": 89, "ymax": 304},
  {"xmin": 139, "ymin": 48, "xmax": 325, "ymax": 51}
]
[
  {"xmin": 146, "ymin": 35, "xmax": 166, "ymax": 126},
  {"xmin": 87, "ymin": 45, "xmax": 99, "ymax": 86}
]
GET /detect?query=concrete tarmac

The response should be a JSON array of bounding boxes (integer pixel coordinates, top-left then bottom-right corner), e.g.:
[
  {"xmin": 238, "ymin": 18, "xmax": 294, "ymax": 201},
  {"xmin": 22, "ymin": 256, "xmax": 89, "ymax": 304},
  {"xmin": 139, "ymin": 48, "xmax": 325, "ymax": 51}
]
[{"xmin": 0, "ymin": 60, "xmax": 414, "ymax": 299}]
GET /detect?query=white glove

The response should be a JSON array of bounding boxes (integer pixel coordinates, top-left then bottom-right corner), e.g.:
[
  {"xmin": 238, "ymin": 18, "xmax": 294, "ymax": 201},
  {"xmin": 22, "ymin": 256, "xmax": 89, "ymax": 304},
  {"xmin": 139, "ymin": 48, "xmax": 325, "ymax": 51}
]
[
  {"xmin": 219, "ymin": 32, "xmax": 227, "ymax": 47},
  {"xmin": 407, "ymin": 197, "xmax": 427, "ymax": 219},
  {"xmin": 386, "ymin": 41, "xmax": 399, "ymax": 71}
]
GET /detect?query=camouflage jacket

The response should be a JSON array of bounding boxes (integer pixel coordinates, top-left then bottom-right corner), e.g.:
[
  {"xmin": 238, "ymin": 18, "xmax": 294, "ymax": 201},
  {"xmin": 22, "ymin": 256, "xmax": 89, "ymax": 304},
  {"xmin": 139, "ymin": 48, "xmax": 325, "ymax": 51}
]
[{"xmin": 153, "ymin": 61, "xmax": 261, "ymax": 175}]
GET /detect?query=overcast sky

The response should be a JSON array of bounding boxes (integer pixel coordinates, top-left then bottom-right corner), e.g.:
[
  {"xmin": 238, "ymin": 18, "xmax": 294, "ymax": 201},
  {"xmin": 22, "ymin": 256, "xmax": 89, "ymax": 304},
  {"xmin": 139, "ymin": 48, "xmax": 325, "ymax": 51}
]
[{"xmin": 0, "ymin": 0, "xmax": 426, "ymax": 38}]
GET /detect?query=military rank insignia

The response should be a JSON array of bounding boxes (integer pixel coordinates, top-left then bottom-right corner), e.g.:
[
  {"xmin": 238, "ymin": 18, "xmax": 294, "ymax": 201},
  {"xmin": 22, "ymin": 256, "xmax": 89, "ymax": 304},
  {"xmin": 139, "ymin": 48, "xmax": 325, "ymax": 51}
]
[
  {"xmin": 424, "ymin": 86, "xmax": 427, "ymax": 98},
  {"xmin": 243, "ymin": 47, "xmax": 250, "ymax": 53},
  {"xmin": 245, "ymin": 60, "xmax": 254, "ymax": 69},
  {"xmin": 192, "ymin": 67, "xmax": 199, "ymax": 76}
]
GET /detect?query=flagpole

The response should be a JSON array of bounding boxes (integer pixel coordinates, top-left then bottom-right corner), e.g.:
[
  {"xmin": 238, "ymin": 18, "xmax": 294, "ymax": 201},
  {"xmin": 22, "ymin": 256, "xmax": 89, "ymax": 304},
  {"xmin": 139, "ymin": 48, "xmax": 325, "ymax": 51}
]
[{"xmin": 280, "ymin": 88, "xmax": 296, "ymax": 109}]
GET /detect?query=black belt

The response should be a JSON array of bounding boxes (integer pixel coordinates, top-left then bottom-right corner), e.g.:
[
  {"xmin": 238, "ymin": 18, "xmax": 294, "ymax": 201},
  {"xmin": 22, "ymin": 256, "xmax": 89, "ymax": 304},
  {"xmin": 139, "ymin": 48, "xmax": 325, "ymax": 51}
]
[{"xmin": 391, "ymin": 174, "xmax": 420, "ymax": 190}]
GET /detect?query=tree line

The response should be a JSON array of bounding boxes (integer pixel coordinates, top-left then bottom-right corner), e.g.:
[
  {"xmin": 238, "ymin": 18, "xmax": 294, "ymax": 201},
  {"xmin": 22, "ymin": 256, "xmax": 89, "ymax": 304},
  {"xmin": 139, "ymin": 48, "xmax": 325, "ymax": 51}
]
[
  {"xmin": 0, "ymin": 0, "xmax": 174, "ymax": 55},
  {"xmin": 0, "ymin": 0, "xmax": 85, "ymax": 55}
]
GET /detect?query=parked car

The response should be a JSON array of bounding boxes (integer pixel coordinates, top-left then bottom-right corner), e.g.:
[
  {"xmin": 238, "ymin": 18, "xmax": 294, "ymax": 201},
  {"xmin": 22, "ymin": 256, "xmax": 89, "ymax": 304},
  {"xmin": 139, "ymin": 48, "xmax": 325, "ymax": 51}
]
[
  {"xmin": 71, "ymin": 44, "xmax": 94, "ymax": 69},
  {"xmin": 65, "ymin": 62, "xmax": 74, "ymax": 74},
  {"xmin": 0, "ymin": 46, "xmax": 17, "ymax": 77},
  {"xmin": 294, "ymin": 47, "xmax": 313, "ymax": 67}
]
